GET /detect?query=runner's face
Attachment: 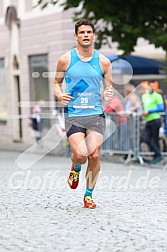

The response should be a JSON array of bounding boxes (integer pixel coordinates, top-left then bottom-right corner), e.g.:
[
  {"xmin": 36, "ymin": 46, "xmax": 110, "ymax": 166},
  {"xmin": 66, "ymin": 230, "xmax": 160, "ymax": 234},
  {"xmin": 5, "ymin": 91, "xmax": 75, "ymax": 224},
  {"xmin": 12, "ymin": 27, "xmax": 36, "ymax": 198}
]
[{"xmin": 74, "ymin": 25, "xmax": 95, "ymax": 47}]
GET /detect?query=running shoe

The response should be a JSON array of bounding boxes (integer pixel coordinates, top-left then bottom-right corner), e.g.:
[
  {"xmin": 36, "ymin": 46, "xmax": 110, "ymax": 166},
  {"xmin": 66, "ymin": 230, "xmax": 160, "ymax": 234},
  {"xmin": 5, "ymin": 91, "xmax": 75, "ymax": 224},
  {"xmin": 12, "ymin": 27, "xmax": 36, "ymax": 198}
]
[
  {"xmin": 67, "ymin": 164, "xmax": 80, "ymax": 189},
  {"xmin": 84, "ymin": 196, "xmax": 96, "ymax": 209}
]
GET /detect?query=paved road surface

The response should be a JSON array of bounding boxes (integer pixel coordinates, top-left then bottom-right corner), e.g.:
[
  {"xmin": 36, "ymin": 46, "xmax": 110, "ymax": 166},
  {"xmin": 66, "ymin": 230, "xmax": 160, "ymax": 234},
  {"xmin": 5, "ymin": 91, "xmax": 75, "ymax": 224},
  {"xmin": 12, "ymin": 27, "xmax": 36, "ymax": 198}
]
[{"xmin": 0, "ymin": 150, "xmax": 167, "ymax": 252}]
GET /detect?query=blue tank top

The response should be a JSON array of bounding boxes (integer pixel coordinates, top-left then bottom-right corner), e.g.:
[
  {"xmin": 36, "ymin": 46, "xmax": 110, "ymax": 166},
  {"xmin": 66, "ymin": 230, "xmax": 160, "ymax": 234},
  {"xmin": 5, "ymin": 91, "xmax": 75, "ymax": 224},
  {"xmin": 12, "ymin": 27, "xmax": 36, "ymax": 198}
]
[{"xmin": 64, "ymin": 48, "xmax": 104, "ymax": 117}]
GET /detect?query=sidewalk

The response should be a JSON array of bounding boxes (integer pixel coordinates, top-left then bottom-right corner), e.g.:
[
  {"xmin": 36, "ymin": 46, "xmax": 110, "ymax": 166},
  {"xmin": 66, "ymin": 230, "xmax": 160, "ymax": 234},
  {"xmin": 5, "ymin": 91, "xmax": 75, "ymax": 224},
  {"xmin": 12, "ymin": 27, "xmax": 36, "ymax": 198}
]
[
  {"xmin": 0, "ymin": 141, "xmax": 70, "ymax": 156},
  {"xmin": 0, "ymin": 142, "xmax": 31, "ymax": 153}
]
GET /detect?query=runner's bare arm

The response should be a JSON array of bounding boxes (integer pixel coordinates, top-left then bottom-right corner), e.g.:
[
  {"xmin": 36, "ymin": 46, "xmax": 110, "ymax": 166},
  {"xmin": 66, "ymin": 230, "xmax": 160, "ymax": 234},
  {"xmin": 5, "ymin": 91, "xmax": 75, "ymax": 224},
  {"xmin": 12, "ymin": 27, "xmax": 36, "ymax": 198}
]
[
  {"xmin": 53, "ymin": 54, "xmax": 74, "ymax": 105},
  {"xmin": 100, "ymin": 55, "xmax": 114, "ymax": 101}
]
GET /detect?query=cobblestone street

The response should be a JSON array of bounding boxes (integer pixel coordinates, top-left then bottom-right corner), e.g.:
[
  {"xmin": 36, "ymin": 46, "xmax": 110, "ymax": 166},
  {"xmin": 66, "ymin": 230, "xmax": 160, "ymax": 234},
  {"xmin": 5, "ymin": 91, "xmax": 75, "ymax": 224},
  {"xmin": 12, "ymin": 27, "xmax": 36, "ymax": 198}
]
[{"xmin": 0, "ymin": 150, "xmax": 167, "ymax": 252}]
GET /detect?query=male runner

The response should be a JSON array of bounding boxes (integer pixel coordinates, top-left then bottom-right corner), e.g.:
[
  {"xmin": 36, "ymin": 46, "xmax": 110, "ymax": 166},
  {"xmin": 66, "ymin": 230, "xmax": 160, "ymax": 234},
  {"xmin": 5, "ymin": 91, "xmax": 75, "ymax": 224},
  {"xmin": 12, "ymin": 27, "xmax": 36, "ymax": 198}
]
[{"xmin": 53, "ymin": 19, "xmax": 113, "ymax": 208}]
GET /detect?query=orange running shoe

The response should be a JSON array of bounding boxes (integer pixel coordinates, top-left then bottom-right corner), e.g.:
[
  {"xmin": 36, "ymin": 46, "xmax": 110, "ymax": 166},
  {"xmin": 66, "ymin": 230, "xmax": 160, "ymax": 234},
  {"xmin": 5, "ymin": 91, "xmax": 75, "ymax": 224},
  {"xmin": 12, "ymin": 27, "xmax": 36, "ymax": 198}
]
[
  {"xmin": 84, "ymin": 196, "xmax": 96, "ymax": 209},
  {"xmin": 67, "ymin": 164, "xmax": 80, "ymax": 189}
]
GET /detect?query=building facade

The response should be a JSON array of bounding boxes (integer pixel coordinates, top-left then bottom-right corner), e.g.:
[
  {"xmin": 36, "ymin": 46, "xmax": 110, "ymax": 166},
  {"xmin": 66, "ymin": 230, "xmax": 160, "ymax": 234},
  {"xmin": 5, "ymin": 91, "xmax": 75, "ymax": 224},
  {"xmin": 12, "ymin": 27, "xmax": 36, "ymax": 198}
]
[
  {"xmin": 0, "ymin": 0, "xmax": 166, "ymax": 145},
  {"xmin": 0, "ymin": 0, "xmax": 81, "ymax": 144}
]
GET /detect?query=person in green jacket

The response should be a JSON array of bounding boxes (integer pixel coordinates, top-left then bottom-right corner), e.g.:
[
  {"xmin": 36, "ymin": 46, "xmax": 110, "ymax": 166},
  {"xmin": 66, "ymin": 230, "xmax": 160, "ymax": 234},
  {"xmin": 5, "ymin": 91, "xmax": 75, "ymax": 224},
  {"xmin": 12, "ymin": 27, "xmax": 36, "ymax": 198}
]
[{"xmin": 142, "ymin": 81, "xmax": 164, "ymax": 164}]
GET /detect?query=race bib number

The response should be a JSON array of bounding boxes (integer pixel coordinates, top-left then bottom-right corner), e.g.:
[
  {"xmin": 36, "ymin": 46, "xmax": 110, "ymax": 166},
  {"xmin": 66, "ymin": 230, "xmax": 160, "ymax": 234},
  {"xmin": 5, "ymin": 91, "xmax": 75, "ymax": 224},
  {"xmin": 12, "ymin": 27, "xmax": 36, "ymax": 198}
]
[{"xmin": 72, "ymin": 92, "xmax": 95, "ymax": 108}]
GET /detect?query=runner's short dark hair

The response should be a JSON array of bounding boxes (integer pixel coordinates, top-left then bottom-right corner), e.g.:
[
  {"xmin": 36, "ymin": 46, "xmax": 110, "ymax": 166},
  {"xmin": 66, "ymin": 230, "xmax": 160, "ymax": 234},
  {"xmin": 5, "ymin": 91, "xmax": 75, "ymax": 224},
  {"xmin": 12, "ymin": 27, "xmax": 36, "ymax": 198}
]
[{"xmin": 75, "ymin": 19, "xmax": 95, "ymax": 34}]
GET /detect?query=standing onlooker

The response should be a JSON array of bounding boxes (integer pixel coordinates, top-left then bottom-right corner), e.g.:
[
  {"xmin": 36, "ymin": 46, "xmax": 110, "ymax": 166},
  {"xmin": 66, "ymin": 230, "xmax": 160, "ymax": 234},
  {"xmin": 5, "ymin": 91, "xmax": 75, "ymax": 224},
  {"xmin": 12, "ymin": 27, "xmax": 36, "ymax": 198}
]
[
  {"xmin": 30, "ymin": 105, "xmax": 43, "ymax": 145},
  {"xmin": 142, "ymin": 81, "xmax": 164, "ymax": 164},
  {"xmin": 103, "ymin": 95, "xmax": 129, "ymax": 152},
  {"xmin": 163, "ymin": 95, "xmax": 167, "ymax": 144},
  {"xmin": 52, "ymin": 108, "xmax": 65, "ymax": 137},
  {"xmin": 124, "ymin": 83, "xmax": 142, "ymax": 162},
  {"xmin": 125, "ymin": 83, "xmax": 141, "ymax": 114}
]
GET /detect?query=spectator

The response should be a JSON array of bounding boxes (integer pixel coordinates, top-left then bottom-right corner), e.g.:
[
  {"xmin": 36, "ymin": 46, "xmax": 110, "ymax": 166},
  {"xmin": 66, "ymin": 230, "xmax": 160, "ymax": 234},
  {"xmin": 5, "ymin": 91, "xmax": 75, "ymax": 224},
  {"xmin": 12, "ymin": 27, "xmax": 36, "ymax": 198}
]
[
  {"xmin": 30, "ymin": 105, "xmax": 43, "ymax": 145},
  {"xmin": 52, "ymin": 108, "xmax": 65, "ymax": 137},
  {"xmin": 125, "ymin": 83, "xmax": 141, "ymax": 114},
  {"xmin": 163, "ymin": 95, "xmax": 167, "ymax": 138},
  {"xmin": 103, "ymin": 95, "xmax": 130, "ymax": 154},
  {"xmin": 124, "ymin": 83, "xmax": 143, "ymax": 162},
  {"xmin": 142, "ymin": 81, "xmax": 164, "ymax": 164}
]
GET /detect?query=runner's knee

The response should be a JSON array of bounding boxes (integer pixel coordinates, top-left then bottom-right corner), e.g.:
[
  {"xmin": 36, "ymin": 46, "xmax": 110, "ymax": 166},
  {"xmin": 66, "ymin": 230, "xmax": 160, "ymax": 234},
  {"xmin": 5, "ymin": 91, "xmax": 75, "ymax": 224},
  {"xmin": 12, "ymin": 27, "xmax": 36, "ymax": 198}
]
[
  {"xmin": 74, "ymin": 153, "xmax": 87, "ymax": 164},
  {"xmin": 88, "ymin": 153, "xmax": 99, "ymax": 163}
]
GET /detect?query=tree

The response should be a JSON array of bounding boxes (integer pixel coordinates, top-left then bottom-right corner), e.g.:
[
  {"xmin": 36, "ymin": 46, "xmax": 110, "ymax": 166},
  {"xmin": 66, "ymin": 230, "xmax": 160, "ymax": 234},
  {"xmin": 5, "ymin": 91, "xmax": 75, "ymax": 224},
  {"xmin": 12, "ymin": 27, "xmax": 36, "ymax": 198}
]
[{"xmin": 37, "ymin": 0, "xmax": 167, "ymax": 55}]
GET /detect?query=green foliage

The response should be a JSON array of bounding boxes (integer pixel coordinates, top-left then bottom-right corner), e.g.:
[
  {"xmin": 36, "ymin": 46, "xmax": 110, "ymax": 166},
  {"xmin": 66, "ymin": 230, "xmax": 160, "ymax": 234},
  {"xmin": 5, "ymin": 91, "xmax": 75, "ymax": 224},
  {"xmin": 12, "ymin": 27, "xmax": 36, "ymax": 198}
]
[{"xmin": 38, "ymin": 0, "xmax": 167, "ymax": 54}]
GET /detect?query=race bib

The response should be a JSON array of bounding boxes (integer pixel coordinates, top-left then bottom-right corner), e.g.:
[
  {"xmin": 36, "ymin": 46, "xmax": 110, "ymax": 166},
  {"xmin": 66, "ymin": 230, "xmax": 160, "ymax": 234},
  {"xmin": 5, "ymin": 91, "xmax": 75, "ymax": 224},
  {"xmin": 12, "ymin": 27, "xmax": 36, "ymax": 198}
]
[{"xmin": 72, "ymin": 92, "xmax": 95, "ymax": 108}]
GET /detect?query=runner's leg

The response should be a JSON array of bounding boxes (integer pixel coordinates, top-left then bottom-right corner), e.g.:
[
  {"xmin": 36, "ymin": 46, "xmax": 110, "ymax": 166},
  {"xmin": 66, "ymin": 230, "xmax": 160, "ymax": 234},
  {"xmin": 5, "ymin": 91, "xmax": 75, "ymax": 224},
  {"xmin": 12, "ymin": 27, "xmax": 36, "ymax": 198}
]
[
  {"xmin": 85, "ymin": 130, "xmax": 103, "ymax": 189},
  {"xmin": 68, "ymin": 132, "xmax": 88, "ymax": 165}
]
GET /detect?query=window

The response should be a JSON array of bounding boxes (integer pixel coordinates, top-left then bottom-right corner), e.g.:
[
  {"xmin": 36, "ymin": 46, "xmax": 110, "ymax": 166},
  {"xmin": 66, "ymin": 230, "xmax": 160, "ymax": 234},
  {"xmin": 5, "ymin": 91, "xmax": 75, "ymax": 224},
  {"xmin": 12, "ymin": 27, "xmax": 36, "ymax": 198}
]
[
  {"xmin": 29, "ymin": 54, "xmax": 50, "ymax": 128},
  {"xmin": 0, "ymin": 58, "xmax": 7, "ymax": 122}
]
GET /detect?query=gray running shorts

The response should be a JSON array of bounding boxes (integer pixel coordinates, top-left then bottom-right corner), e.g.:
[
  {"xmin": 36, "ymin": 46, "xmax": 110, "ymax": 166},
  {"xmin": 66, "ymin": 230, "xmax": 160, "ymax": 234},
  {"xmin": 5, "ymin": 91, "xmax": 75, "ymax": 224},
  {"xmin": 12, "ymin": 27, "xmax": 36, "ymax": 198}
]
[{"xmin": 65, "ymin": 114, "xmax": 106, "ymax": 138}]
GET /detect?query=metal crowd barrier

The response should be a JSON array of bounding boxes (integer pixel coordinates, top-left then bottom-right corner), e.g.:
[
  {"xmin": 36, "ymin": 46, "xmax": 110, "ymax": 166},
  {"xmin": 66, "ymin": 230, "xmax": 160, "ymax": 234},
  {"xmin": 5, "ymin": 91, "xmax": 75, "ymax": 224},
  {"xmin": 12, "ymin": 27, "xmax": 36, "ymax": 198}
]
[{"xmin": 102, "ymin": 112, "xmax": 167, "ymax": 165}]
